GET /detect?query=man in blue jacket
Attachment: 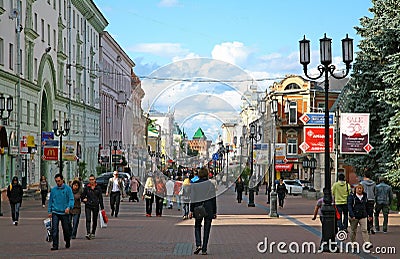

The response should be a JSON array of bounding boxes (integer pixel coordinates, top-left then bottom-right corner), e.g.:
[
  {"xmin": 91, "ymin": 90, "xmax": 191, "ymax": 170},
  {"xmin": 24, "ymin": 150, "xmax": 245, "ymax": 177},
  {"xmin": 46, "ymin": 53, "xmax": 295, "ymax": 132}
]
[{"xmin": 48, "ymin": 173, "xmax": 74, "ymax": 250}]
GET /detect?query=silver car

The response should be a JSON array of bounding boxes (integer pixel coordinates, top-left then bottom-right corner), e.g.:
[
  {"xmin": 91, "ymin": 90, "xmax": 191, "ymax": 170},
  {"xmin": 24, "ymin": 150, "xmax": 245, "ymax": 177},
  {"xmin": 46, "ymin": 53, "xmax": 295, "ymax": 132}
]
[{"xmin": 283, "ymin": 180, "xmax": 303, "ymax": 195}]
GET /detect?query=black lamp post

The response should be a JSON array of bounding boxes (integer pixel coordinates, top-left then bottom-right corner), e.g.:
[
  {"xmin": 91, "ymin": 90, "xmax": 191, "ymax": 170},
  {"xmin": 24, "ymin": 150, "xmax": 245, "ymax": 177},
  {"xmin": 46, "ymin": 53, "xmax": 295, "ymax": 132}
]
[
  {"xmin": 248, "ymin": 122, "xmax": 261, "ymax": 207},
  {"xmin": 309, "ymin": 157, "xmax": 317, "ymax": 192},
  {"xmin": 299, "ymin": 33, "xmax": 353, "ymax": 250},
  {"xmin": 225, "ymin": 143, "xmax": 230, "ymax": 188},
  {"xmin": 270, "ymin": 99, "xmax": 278, "ymax": 217},
  {"xmin": 0, "ymin": 94, "xmax": 13, "ymax": 217},
  {"xmin": 0, "ymin": 94, "xmax": 13, "ymax": 123},
  {"xmin": 302, "ymin": 156, "xmax": 310, "ymax": 181},
  {"xmin": 108, "ymin": 141, "xmax": 112, "ymax": 172},
  {"xmin": 112, "ymin": 140, "xmax": 122, "ymax": 171},
  {"xmin": 53, "ymin": 119, "xmax": 71, "ymax": 175}
]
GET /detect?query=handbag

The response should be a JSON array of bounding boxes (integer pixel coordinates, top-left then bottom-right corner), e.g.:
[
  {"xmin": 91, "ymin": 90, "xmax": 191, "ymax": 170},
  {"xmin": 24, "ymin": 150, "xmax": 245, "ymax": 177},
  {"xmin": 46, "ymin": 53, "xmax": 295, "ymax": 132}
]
[
  {"xmin": 193, "ymin": 204, "xmax": 207, "ymax": 219},
  {"xmin": 101, "ymin": 210, "xmax": 109, "ymax": 224},
  {"xmin": 99, "ymin": 211, "xmax": 107, "ymax": 228}
]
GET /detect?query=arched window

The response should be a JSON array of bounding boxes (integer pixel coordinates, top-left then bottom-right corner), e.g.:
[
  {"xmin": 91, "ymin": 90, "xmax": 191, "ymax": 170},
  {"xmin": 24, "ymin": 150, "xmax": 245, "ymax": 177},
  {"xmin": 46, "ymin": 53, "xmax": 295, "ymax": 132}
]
[{"xmin": 284, "ymin": 83, "xmax": 301, "ymax": 91}]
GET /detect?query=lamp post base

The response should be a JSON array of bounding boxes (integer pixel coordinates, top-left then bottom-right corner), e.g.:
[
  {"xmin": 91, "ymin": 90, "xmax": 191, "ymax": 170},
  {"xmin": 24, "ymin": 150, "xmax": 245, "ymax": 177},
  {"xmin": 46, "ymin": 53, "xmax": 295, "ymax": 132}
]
[
  {"xmin": 269, "ymin": 191, "xmax": 278, "ymax": 218},
  {"xmin": 248, "ymin": 189, "xmax": 255, "ymax": 207},
  {"xmin": 320, "ymin": 188, "xmax": 336, "ymax": 252}
]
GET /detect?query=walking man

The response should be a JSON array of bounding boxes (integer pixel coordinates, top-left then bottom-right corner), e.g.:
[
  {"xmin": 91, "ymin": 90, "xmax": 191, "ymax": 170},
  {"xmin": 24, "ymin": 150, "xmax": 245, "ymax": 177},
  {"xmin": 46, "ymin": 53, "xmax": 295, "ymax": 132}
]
[
  {"xmin": 374, "ymin": 176, "xmax": 393, "ymax": 233},
  {"xmin": 106, "ymin": 171, "xmax": 125, "ymax": 217},
  {"xmin": 48, "ymin": 174, "xmax": 74, "ymax": 250},
  {"xmin": 360, "ymin": 170, "xmax": 376, "ymax": 234},
  {"xmin": 81, "ymin": 174, "xmax": 105, "ymax": 239},
  {"xmin": 6, "ymin": 176, "xmax": 23, "ymax": 225},
  {"xmin": 332, "ymin": 173, "xmax": 351, "ymax": 232}
]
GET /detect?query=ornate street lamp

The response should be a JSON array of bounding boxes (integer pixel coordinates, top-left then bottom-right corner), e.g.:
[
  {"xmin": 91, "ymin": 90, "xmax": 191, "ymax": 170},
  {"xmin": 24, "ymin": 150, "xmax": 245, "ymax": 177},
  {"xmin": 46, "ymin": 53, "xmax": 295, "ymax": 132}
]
[
  {"xmin": 248, "ymin": 122, "xmax": 262, "ymax": 207},
  {"xmin": 108, "ymin": 140, "xmax": 112, "ymax": 171},
  {"xmin": 269, "ymin": 99, "xmax": 278, "ymax": 217},
  {"xmin": 112, "ymin": 140, "xmax": 122, "ymax": 171},
  {"xmin": 53, "ymin": 119, "xmax": 71, "ymax": 175},
  {"xmin": 0, "ymin": 94, "xmax": 13, "ymax": 122},
  {"xmin": 299, "ymin": 33, "xmax": 353, "ymax": 249},
  {"xmin": 225, "ymin": 143, "xmax": 230, "ymax": 188}
]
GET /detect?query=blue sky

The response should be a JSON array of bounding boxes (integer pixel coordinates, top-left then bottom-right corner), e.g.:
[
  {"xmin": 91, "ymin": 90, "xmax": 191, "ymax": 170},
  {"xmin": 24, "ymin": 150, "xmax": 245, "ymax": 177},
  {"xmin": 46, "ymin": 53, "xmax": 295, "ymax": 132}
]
[{"xmin": 94, "ymin": 0, "xmax": 373, "ymax": 142}]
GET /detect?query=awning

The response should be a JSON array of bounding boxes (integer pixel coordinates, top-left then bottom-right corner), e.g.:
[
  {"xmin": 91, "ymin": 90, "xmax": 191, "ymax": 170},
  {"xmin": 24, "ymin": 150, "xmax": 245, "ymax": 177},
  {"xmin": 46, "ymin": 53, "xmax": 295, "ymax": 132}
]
[
  {"xmin": 0, "ymin": 126, "xmax": 8, "ymax": 148},
  {"xmin": 275, "ymin": 163, "xmax": 293, "ymax": 171}
]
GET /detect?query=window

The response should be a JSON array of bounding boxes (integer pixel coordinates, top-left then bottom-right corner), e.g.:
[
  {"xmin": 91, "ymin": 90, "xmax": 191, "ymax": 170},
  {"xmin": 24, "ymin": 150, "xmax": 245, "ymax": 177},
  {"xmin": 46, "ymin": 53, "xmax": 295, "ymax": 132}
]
[
  {"xmin": 73, "ymin": 10, "xmax": 75, "ymax": 28},
  {"xmin": 288, "ymin": 101, "xmax": 297, "ymax": 124},
  {"xmin": 27, "ymin": 101, "xmax": 30, "ymax": 124},
  {"xmin": 53, "ymin": 29, "xmax": 56, "ymax": 49},
  {"xmin": 34, "ymin": 58, "xmax": 37, "ymax": 80},
  {"xmin": 41, "ymin": 19, "xmax": 44, "ymax": 41},
  {"xmin": 53, "ymin": 0, "xmax": 56, "ymax": 9},
  {"xmin": 284, "ymin": 83, "xmax": 301, "ymax": 91},
  {"xmin": 34, "ymin": 13, "xmax": 38, "ymax": 31},
  {"xmin": 317, "ymin": 102, "xmax": 325, "ymax": 113},
  {"xmin": 0, "ymin": 38, "xmax": 4, "ymax": 65},
  {"xmin": 47, "ymin": 24, "xmax": 50, "ymax": 45},
  {"xmin": 9, "ymin": 43, "xmax": 13, "ymax": 70},
  {"xmin": 34, "ymin": 104, "xmax": 38, "ymax": 126},
  {"xmin": 287, "ymin": 139, "xmax": 297, "ymax": 156}
]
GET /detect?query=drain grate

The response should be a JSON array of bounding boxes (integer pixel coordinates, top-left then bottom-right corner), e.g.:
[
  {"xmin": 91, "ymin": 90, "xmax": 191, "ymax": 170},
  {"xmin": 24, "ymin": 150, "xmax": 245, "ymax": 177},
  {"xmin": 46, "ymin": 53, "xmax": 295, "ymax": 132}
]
[{"xmin": 173, "ymin": 242, "xmax": 193, "ymax": 255}]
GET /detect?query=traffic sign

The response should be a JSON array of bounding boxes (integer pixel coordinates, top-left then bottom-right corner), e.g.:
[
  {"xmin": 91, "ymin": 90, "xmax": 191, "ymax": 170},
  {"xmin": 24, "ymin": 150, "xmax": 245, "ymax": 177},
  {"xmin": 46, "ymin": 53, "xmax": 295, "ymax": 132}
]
[
  {"xmin": 299, "ymin": 113, "xmax": 334, "ymax": 125},
  {"xmin": 212, "ymin": 153, "xmax": 219, "ymax": 161},
  {"xmin": 300, "ymin": 126, "xmax": 334, "ymax": 153}
]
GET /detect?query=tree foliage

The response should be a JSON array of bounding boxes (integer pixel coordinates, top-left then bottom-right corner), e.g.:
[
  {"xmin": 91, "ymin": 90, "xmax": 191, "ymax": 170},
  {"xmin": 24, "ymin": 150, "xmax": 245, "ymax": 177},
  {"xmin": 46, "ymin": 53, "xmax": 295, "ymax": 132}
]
[{"xmin": 342, "ymin": 0, "xmax": 400, "ymax": 186}]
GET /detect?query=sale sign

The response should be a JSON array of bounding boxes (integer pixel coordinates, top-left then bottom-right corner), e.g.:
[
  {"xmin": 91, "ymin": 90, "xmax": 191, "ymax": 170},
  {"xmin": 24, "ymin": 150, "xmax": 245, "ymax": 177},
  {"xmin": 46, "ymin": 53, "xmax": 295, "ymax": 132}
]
[
  {"xmin": 300, "ymin": 127, "xmax": 334, "ymax": 153},
  {"xmin": 340, "ymin": 113, "xmax": 372, "ymax": 154}
]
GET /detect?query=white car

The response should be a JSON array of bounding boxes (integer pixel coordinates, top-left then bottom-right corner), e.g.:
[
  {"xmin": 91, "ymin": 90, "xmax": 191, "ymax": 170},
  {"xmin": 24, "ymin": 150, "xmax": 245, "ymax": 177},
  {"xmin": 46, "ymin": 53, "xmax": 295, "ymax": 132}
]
[{"xmin": 283, "ymin": 180, "xmax": 303, "ymax": 195}]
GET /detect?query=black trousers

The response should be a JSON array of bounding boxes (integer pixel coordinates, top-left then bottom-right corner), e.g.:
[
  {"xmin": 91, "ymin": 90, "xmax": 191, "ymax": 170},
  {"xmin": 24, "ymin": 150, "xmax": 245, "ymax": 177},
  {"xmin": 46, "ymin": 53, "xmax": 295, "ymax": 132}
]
[
  {"xmin": 366, "ymin": 200, "xmax": 375, "ymax": 232},
  {"xmin": 41, "ymin": 190, "xmax": 48, "ymax": 206},
  {"xmin": 194, "ymin": 217, "xmax": 213, "ymax": 253},
  {"xmin": 85, "ymin": 206, "xmax": 99, "ymax": 235},
  {"xmin": 236, "ymin": 191, "xmax": 243, "ymax": 202},
  {"xmin": 145, "ymin": 195, "xmax": 153, "ymax": 215},
  {"xmin": 155, "ymin": 195, "xmax": 164, "ymax": 216},
  {"xmin": 110, "ymin": 191, "xmax": 121, "ymax": 216}
]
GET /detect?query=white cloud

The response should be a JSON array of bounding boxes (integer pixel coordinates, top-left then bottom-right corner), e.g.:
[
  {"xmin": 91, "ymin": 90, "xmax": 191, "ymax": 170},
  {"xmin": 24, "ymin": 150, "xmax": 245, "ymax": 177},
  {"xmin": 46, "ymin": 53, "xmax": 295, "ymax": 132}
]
[
  {"xmin": 211, "ymin": 41, "xmax": 252, "ymax": 66},
  {"xmin": 129, "ymin": 43, "xmax": 189, "ymax": 58},
  {"xmin": 158, "ymin": 0, "xmax": 180, "ymax": 7}
]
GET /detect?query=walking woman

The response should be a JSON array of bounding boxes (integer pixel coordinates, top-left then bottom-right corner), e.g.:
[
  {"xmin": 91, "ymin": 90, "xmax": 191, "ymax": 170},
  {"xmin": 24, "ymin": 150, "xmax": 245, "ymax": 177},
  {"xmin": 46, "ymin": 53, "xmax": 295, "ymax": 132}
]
[
  {"xmin": 7, "ymin": 176, "xmax": 23, "ymax": 225},
  {"xmin": 276, "ymin": 179, "xmax": 287, "ymax": 208},
  {"xmin": 70, "ymin": 179, "xmax": 82, "ymax": 239},
  {"xmin": 348, "ymin": 184, "xmax": 373, "ymax": 248},
  {"xmin": 81, "ymin": 174, "xmax": 105, "ymax": 240},
  {"xmin": 39, "ymin": 175, "xmax": 50, "ymax": 208},
  {"xmin": 143, "ymin": 176, "xmax": 155, "ymax": 217},
  {"xmin": 181, "ymin": 178, "xmax": 191, "ymax": 219},
  {"xmin": 234, "ymin": 177, "xmax": 244, "ymax": 203},
  {"xmin": 190, "ymin": 168, "xmax": 217, "ymax": 255}
]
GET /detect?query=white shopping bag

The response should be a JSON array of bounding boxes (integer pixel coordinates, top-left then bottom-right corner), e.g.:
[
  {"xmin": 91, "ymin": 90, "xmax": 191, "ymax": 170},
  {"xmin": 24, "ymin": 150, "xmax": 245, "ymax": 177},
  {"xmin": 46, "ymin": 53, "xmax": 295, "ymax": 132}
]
[
  {"xmin": 43, "ymin": 218, "xmax": 52, "ymax": 242},
  {"xmin": 99, "ymin": 211, "xmax": 107, "ymax": 228}
]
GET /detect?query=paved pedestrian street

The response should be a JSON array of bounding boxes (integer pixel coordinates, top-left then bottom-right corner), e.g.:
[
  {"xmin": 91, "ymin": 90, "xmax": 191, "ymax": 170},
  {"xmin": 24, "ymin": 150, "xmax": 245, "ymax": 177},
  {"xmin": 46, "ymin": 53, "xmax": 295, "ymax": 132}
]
[{"xmin": 0, "ymin": 186, "xmax": 399, "ymax": 258}]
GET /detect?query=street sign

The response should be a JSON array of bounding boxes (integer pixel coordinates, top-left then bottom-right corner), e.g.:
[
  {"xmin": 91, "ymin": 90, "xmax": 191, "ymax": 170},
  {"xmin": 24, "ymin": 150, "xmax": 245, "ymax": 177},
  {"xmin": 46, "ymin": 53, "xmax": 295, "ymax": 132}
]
[
  {"xmin": 212, "ymin": 153, "xmax": 219, "ymax": 161},
  {"xmin": 299, "ymin": 113, "xmax": 334, "ymax": 125},
  {"xmin": 42, "ymin": 147, "xmax": 58, "ymax": 160},
  {"xmin": 42, "ymin": 140, "xmax": 59, "ymax": 146},
  {"xmin": 300, "ymin": 126, "xmax": 334, "ymax": 153}
]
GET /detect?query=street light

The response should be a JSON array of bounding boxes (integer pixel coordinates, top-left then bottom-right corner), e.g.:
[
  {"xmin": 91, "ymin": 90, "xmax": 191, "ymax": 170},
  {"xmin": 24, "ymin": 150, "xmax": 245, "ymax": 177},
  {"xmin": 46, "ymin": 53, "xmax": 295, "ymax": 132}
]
[
  {"xmin": 52, "ymin": 119, "xmax": 71, "ymax": 175},
  {"xmin": 270, "ymin": 99, "xmax": 278, "ymax": 217},
  {"xmin": 112, "ymin": 140, "xmax": 122, "ymax": 171},
  {"xmin": 248, "ymin": 122, "xmax": 261, "ymax": 207},
  {"xmin": 225, "ymin": 143, "xmax": 230, "ymax": 188},
  {"xmin": 108, "ymin": 141, "xmax": 112, "ymax": 171},
  {"xmin": 299, "ymin": 33, "xmax": 353, "ymax": 249},
  {"xmin": 0, "ymin": 94, "xmax": 13, "ymax": 122},
  {"xmin": 309, "ymin": 157, "xmax": 317, "ymax": 192}
]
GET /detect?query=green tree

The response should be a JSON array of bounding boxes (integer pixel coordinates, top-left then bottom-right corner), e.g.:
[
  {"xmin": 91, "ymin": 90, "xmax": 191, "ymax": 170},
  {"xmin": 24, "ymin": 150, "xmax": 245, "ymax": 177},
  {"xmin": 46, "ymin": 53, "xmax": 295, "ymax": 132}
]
[{"xmin": 342, "ymin": 0, "xmax": 398, "ymax": 179}]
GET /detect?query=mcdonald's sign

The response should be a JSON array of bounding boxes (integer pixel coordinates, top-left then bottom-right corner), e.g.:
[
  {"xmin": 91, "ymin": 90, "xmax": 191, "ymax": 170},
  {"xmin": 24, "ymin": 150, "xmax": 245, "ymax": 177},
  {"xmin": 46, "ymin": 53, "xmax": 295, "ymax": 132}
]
[{"xmin": 42, "ymin": 147, "xmax": 58, "ymax": 161}]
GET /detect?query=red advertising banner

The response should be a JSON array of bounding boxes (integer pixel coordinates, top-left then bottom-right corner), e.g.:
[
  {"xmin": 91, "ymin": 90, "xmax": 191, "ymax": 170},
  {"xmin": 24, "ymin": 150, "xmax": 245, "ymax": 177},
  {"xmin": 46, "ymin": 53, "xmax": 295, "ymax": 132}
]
[
  {"xmin": 300, "ymin": 127, "xmax": 334, "ymax": 153},
  {"xmin": 42, "ymin": 147, "xmax": 58, "ymax": 160},
  {"xmin": 340, "ymin": 113, "xmax": 373, "ymax": 154}
]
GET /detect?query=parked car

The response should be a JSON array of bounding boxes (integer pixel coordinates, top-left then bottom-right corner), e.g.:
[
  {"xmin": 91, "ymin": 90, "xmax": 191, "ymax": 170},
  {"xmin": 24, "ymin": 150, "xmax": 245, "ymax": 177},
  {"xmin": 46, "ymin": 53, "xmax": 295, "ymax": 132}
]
[
  {"xmin": 283, "ymin": 180, "xmax": 303, "ymax": 195},
  {"xmin": 295, "ymin": 179, "xmax": 312, "ymax": 190},
  {"xmin": 83, "ymin": 172, "xmax": 130, "ymax": 193}
]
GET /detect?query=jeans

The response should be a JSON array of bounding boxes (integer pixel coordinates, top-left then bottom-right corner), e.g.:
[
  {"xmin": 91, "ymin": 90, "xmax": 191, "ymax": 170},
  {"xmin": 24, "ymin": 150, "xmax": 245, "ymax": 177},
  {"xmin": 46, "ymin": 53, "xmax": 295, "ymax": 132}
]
[
  {"xmin": 194, "ymin": 217, "xmax": 213, "ymax": 253},
  {"xmin": 145, "ymin": 197, "xmax": 153, "ymax": 215},
  {"xmin": 155, "ymin": 195, "xmax": 164, "ymax": 216},
  {"xmin": 236, "ymin": 191, "xmax": 243, "ymax": 202},
  {"xmin": 175, "ymin": 195, "xmax": 181, "ymax": 210},
  {"xmin": 374, "ymin": 203, "xmax": 389, "ymax": 232},
  {"xmin": 278, "ymin": 194, "xmax": 285, "ymax": 207},
  {"xmin": 366, "ymin": 200, "xmax": 375, "ymax": 232},
  {"xmin": 85, "ymin": 206, "xmax": 99, "ymax": 235},
  {"xmin": 70, "ymin": 213, "xmax": 80, "ymax": 238},
  {"xmin": 336, "ymin": 204, "xmax": 348, "ymax": 231},
  {"xmin": 41, "ymin": 190, "xmax": 48, "ymax": 206},
  {"xmin": 349, "ymin": 217, "xmax": 369, "ymax": 243},
  {"xmin": 51, "ymin": 213, "xmax": 71, "ymax": 248},
  {"xmin": 110, "ymin": 191, "xmax": 121, "ymax": 216},
  {"xmin": 10, "ymin": 202, "xmax": 21, "ymax": 222},
  {"xmin": 183, "ymin": 202, "xmax": 190, "ymax": 217}
]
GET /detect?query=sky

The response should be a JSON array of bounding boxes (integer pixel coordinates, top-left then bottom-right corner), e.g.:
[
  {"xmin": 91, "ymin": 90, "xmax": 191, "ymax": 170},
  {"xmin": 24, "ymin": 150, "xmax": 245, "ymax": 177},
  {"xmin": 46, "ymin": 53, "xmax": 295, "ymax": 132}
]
[{"xmin": 93, "ymin": 0, "xmax": 373, "ymax": 142}]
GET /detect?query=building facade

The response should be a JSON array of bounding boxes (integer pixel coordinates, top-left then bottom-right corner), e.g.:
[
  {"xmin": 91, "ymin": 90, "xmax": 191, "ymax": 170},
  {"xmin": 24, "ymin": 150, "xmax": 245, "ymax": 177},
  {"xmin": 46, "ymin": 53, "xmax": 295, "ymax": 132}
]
[{"xmin": 0, "ymin": 0, "xmax": 107, "ymax": 187}]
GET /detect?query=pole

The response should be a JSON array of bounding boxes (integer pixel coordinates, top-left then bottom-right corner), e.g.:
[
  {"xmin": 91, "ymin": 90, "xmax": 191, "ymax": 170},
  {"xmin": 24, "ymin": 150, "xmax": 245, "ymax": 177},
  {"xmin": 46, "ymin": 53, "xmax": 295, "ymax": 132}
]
[
  {"xmin": 320, "ymin": 68, "xmax": 335, "ymax": 250},
  {"xmin": 59, "ymin": 133, "xmax": 63, "ymax": 175},
  {"xmin": 248, "ymin": 136, "xmax": 255, "ymax": 207},
  {"xmin": 269, "ymin": 112, "xmax": 278, "ymax": 217}
]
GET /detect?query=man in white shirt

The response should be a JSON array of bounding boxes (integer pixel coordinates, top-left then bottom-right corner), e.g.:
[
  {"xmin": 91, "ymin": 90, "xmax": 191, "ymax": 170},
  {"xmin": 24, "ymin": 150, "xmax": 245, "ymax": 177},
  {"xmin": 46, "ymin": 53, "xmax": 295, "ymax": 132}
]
[{"xmin": 106, "ymin": 171, "xmax": 125, "ymax": 217}]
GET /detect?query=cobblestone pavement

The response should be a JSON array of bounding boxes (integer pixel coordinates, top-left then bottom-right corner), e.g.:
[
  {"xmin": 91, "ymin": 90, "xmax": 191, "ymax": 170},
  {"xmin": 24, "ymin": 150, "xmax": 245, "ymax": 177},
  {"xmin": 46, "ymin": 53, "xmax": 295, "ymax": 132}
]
[{"xmin": 0, "ymin": 186, "xmax": 399, "ymax": 258}]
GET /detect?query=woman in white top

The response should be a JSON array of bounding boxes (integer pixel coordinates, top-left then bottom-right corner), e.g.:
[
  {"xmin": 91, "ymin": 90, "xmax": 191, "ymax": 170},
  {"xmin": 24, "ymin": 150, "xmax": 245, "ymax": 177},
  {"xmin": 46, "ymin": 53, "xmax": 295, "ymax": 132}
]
[{"xmin": 143, "ymin": 176, "xmax": 155, "ymax": 217}]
